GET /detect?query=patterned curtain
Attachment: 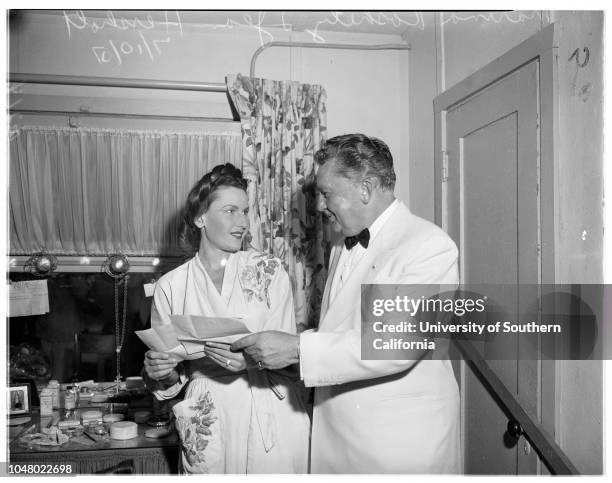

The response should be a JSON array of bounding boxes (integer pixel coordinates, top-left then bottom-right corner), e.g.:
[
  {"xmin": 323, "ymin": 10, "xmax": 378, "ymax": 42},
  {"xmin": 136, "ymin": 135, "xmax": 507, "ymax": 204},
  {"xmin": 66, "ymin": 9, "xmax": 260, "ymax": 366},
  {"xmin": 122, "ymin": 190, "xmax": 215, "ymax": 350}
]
[{"xmin": 226, "ymin": 74, "xmax": 330, "ymax": 331}]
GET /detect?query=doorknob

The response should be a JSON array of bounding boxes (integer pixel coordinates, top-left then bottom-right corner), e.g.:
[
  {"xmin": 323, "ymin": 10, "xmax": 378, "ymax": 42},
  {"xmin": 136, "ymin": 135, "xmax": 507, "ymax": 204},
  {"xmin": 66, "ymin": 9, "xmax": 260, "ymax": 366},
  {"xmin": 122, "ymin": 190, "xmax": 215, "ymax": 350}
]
[{"xmin": 507, "ymin": 420, "xmax": 523, "ymax": 439}]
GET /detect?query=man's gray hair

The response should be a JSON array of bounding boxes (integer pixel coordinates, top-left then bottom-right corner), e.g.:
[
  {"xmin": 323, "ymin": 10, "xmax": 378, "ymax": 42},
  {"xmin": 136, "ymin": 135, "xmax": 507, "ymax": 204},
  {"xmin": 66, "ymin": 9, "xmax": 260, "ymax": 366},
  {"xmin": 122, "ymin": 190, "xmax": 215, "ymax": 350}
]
[{"xmin": 314, "ymin": 134, "xmax": 396, "ymax": 190}]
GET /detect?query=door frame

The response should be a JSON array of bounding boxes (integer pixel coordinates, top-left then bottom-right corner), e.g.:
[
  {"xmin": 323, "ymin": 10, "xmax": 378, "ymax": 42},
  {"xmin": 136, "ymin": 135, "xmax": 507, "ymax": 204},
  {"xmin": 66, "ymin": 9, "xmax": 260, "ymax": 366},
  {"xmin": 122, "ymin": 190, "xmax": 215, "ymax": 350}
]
[{"xmin": 433, "ymin": 23, "xmax": 559, "ymax": 471}]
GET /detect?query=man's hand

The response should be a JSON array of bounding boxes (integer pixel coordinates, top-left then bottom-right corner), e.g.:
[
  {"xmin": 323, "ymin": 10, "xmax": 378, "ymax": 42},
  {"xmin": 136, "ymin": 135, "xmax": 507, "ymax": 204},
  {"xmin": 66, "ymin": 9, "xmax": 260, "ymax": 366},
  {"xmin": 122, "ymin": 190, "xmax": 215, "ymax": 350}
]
[{"xmin": 231, "ymin": 331, "xmax": 299, "ymax": 370}]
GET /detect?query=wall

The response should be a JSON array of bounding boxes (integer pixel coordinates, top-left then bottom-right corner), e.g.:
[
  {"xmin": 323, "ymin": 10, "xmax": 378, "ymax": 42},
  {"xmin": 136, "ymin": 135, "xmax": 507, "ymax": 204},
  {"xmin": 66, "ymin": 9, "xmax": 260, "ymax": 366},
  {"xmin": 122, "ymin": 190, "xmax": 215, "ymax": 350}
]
[
  {"xmin": 9, "ymin": 11, "xmax": 409, "ymax": 201},
  {"xmin": 406, "ymin": 10, "xmax": 603, "ymax": 474},
  {"xmin": 407, "ymin": 11, "xmax": 546, "ymax": 221},
  {"xmin": 548, "ymin": 11, "xmax": 604, "ymax": 475},
  {"xmin": 405, "ymin": 12, "xmax": 438, "ymax": 220}
]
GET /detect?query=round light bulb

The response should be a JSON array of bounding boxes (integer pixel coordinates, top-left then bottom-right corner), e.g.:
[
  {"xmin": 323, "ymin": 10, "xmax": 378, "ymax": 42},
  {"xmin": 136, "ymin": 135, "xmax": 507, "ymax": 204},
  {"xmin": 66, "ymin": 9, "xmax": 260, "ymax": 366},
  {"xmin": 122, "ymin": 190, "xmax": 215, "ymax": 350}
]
[{"xmin": 36, "ymin": 257, "xmax": 52, "ymax": 273}]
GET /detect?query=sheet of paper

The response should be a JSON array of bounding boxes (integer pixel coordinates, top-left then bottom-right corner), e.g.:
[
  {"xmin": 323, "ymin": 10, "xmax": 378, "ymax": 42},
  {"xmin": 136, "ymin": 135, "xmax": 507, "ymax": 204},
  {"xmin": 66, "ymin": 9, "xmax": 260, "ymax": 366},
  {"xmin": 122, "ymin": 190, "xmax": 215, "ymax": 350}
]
[
  {"xmin": 134, "ymin": 328, "xmax": 166, "ymax": 352},
  {"xmin": 171, "ymin": 314, "xmax": 197, "ymax": 339},
  {"xmin": 171, "ymin": 315, "xmax": 251, "ymax": 339},
  {"xmin": 154, "ymin": 324, "xmax": 181, "ymax": 349},
  {"xmin": 9, "ymin": 280, "xmax": 49, "ymax": 317},
  {"xmin": 179, "ymin": 333, "xmax": 249, "ymax": 345},
  {"xmin": 180, "ymin": 340, "xmax": 208, "ymax": 355},
  {"xmin": 135, "ymin": 329, "xmax": 205, "ymax": 361}
]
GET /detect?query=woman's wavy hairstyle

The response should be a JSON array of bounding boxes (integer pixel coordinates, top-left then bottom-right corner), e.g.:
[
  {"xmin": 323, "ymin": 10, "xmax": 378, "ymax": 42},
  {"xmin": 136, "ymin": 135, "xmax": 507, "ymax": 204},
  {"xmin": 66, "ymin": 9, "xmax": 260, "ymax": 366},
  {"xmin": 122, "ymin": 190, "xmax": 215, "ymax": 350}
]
[{"xmin": 178, "ymin": 163, "xmax": 248, "ymax": 253}]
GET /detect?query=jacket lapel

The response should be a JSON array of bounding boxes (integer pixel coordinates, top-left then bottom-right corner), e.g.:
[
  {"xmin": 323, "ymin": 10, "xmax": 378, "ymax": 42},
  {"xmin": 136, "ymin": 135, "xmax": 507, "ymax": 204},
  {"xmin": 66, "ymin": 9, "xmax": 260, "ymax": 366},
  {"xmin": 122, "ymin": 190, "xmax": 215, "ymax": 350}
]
[{"xmin": 320, "ymin": 244, "xmax": 343, "ymax": 317}]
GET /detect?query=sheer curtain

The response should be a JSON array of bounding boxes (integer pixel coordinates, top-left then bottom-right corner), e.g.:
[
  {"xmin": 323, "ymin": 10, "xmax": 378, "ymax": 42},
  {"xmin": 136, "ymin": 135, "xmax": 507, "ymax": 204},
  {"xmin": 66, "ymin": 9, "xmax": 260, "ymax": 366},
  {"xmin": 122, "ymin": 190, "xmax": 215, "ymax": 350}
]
[
  {"xmin": 9, "ymin": 126, "xmax": 241, "ymax": 256},
  {"xmin": 226, "ymin": 74, "xmax": 331, "ymax": 330}
]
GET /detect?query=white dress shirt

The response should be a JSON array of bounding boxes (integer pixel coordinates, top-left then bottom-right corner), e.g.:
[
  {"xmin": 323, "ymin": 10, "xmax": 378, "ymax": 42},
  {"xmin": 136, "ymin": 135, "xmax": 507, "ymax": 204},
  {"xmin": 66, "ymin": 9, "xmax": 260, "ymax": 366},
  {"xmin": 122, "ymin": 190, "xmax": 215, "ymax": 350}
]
[{"xmin": 328, "ymin": 199, "xmax": 400, "ymax": 303}]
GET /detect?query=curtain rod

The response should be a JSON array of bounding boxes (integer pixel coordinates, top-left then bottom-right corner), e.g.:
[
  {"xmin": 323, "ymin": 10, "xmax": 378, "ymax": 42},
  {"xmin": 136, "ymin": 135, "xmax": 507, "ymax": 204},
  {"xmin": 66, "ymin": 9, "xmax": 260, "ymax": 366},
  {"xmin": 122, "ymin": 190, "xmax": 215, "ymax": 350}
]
[
  {"xmin": 9, "ymin": 73, "xmax": 227, "ymax": 92},
  {"xmin": 12, "ymin": 108, "xmax": 236, "ymax": 122},
  {"xmin": 250, "ymin": 41, "xmax": 411, "ymax": 77}
]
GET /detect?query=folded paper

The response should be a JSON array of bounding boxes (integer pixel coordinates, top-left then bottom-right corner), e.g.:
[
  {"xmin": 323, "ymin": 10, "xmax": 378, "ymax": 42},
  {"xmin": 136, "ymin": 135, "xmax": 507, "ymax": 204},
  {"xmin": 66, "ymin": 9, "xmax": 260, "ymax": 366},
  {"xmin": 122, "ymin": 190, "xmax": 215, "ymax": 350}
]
[
  {"xmin": 136, "ymin": 315, "xmax": 251, "ymax": 361},
  {"xmin": 134, "ymin": 328, "xmax": 194, "ymax": 361},
  {"xmin": 170, "ymin": 315, "xmax": 250, "ymax": 339}
]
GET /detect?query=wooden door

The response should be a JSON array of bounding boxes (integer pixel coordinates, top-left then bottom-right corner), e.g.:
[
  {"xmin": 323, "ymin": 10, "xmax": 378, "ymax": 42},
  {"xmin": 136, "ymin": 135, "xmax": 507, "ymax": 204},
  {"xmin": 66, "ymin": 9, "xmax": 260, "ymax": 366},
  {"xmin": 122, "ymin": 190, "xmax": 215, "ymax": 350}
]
[{"xmin": 434, "ymin": 25, "xmax": 557, "ymax": 475}]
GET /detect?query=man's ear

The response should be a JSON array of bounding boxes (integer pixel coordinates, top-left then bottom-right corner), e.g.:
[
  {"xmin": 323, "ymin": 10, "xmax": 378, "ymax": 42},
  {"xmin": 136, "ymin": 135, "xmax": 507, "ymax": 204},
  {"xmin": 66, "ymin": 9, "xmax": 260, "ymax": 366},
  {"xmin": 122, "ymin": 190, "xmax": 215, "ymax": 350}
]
[
  {"xmin": 360, "ymin": 178, "xmax": 375, "ymax": 203},
  {"xmin": 194, "ymin": 214, "xmax": 206, "ymax": 229}
]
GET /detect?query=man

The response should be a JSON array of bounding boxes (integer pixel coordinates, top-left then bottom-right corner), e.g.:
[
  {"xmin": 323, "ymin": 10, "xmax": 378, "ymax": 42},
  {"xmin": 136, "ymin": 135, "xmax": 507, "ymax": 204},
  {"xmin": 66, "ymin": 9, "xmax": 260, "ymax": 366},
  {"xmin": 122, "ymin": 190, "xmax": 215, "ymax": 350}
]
[{"xmin": 232, "ymin": 134, "xmax": 461, "ymax": 473}]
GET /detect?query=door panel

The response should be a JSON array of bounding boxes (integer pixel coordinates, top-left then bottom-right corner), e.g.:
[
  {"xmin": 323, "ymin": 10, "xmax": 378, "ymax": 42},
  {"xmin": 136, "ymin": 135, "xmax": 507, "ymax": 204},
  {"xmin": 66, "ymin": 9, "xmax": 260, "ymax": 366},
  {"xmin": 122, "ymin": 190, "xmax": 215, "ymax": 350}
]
[
  {"xmin": 459, "ymin": 112, "xmax": 519, "ymax": 285},
  {"xmin": 444, "ymin": 60, "xmax": 540, "ymax": 474}
]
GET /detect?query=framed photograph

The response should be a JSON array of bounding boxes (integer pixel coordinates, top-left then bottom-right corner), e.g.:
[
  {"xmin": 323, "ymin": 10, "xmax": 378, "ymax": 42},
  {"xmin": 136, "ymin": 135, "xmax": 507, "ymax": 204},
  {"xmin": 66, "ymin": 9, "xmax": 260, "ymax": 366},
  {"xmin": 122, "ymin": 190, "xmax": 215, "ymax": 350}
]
[{"xmin": 8, "ymin": 384, "xmax": 31, "ymax": 416}]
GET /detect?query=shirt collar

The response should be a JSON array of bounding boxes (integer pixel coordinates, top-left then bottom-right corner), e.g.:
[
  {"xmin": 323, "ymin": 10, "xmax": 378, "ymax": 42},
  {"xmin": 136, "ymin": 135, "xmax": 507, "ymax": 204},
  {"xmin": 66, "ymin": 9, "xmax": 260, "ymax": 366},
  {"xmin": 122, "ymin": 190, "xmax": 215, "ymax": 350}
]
[{"xmin": 368, "ymin": 199, "xmax": 399, "ymax": 242}]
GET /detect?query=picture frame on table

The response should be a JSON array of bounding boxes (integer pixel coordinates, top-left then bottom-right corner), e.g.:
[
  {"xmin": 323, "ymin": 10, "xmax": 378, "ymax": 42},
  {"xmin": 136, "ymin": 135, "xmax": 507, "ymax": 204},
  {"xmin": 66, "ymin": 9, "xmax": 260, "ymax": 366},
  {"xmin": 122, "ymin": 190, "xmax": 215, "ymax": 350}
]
[{"xmin": 8, "ymin": 384, "xmax": 31, "ymax": 416}]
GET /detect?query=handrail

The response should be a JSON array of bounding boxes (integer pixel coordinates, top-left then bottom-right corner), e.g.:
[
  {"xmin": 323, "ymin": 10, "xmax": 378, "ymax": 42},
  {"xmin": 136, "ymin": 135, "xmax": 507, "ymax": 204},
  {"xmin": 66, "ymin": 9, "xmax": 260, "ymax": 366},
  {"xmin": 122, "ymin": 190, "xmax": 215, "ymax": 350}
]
[{"xmin": 454, "ymin": 338, "xmax": 579, "ymax": 475}]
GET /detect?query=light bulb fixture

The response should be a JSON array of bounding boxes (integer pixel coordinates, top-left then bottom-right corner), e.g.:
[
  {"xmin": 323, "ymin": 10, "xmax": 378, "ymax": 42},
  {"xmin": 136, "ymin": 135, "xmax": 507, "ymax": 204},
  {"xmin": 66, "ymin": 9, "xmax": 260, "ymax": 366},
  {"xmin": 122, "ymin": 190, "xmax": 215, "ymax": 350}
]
[
  {"xmin": 103, "ymin": 253, "xmax": 130, "ymax": 278},
  {"xmin": 24, "ymin": 252, "xmax": 58, "ymax": 277}
]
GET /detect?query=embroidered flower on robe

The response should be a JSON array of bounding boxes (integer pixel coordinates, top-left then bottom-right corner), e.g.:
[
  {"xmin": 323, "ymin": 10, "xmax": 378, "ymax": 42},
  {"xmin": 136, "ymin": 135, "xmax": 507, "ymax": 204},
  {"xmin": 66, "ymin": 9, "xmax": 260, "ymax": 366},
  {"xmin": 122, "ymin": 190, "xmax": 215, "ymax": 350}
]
[
  {"xmin": 239, "ymin": 254, "xmax": 280, "ymax": 308},
  {"xmin": 175, "ymin": 391, "xmax": 217, "ymax": 468}
]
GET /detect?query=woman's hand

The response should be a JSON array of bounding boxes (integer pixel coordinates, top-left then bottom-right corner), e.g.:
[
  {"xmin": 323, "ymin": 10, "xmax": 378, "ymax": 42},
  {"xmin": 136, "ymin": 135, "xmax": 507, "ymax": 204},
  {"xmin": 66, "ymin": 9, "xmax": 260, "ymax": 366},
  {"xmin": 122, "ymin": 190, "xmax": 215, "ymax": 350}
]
[
  {"xmin": 204, "ymin": 341, "xmax": 248, "ymax": 372},
  {"xmin": 143, "ymin": 350, "xmax": 179, "ymax": 382}
]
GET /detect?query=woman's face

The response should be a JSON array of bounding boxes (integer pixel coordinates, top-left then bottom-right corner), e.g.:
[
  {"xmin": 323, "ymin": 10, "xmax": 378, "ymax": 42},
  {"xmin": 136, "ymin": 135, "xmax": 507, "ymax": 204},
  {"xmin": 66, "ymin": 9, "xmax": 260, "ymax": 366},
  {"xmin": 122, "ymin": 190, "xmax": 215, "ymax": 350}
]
[{"xmin": 196, "ymin": 186, "xmax": 249, "ymax": 253}]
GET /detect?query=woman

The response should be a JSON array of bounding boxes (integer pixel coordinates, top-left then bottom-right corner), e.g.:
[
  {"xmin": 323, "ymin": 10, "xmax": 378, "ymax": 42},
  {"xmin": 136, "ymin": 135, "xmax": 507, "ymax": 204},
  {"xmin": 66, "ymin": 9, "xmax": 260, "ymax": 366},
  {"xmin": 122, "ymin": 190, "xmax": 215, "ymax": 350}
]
[{"xmin": 143, "ymin": 164, "xmax": 309, "ymax": 474}]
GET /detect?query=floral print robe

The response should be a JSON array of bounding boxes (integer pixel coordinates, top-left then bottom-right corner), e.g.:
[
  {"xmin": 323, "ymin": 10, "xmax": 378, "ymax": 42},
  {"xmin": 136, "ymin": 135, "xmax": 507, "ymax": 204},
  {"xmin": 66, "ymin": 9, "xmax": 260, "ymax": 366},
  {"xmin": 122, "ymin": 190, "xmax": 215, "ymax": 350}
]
[{"xmin": 150, "ymin": 251, "xmax": 310, "ymax": 473}]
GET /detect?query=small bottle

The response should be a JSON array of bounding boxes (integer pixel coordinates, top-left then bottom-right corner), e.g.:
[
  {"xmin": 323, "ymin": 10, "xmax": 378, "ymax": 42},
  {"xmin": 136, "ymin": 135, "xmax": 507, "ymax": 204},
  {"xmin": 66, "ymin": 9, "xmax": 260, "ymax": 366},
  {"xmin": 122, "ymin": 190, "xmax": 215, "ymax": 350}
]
[
  {"xmin": 64, "ymin": 387, "xmax": 76, "ymax": 418},
  {"xmin": 72, "ymin": 384, "xmax": 80, "ymax": 408},
  {"xmin": 40, "ymin": 388, "xmax": 53, "ymax": 416},
  {"xmin": 47, "ymin": 380, "xmax": 60, "ymax": 409}
]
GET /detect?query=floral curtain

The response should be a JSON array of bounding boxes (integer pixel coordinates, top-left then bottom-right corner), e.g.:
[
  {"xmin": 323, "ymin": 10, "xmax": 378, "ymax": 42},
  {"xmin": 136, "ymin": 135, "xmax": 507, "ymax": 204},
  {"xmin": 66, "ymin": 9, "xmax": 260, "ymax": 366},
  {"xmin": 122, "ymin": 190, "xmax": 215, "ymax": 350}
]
[
  {"xmin": 9, "ymin": 126, "xmax": 242, "ymax": 257},
  {"xmin": 226, "ymin": 74, "xmax": 331, "ymax": 330}
]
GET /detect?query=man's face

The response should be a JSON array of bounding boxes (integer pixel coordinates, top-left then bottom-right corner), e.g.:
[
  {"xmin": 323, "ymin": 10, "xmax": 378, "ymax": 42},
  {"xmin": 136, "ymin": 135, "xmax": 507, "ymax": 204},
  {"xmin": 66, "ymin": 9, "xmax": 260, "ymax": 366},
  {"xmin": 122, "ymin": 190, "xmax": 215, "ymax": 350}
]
[{"xmin": 315, "ymin": 160, "xmax": 364, "ymax": 236}]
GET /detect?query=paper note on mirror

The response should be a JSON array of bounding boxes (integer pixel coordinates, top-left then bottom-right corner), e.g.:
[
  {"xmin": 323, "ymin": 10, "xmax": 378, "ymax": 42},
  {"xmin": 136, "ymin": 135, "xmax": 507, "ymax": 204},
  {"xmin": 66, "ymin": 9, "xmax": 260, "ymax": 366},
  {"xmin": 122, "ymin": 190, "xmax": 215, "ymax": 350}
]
[
  {"xmin": 143, "ymin": 283, "xmax": 156, "ymax": 297},
  {"xmin": 9, "ymin": 280, "xmax": 50, "ymax": 317}
]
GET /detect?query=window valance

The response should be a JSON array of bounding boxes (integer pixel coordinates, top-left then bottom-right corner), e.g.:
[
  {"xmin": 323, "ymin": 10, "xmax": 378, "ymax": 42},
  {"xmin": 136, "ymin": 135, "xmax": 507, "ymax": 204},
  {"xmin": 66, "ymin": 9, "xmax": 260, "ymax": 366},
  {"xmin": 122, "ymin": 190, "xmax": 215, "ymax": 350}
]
[{"xmin": 9, "ymin": 126, "xmax": 241, "ymax": 256}]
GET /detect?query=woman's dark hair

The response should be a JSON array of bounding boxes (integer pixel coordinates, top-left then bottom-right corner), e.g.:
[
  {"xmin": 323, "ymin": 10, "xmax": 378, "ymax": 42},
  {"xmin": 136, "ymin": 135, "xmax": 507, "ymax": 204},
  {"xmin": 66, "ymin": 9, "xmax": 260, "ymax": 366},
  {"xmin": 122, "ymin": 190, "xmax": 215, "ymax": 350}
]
[{"xmin": 179, "ymin": 163, "xmax": 248, "ymax": 252}]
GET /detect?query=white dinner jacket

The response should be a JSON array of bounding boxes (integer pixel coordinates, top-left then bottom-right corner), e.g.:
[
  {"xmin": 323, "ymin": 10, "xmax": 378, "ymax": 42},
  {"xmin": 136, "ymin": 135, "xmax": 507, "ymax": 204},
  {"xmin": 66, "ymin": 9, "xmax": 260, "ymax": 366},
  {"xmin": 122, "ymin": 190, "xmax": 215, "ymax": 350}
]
[{"xmin": 300, "ymin": 200, "xmax": 462, "ymax": 474}]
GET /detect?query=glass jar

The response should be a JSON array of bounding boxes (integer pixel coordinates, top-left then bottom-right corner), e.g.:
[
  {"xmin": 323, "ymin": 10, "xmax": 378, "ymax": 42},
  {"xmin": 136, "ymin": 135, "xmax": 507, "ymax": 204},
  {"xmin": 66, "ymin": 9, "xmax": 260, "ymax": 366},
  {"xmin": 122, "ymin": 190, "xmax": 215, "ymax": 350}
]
[{"xmin": 64, "ymin": 387, "xmax": 76, "ymax": 414}]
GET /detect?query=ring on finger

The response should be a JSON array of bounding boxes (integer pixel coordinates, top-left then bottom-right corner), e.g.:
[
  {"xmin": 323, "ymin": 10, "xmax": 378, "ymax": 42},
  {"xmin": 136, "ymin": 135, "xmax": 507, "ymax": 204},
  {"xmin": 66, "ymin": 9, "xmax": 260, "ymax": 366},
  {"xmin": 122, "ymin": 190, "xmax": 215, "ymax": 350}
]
[
  {"xmin": 257, "ymin": 361, "xmax": 264, "ymax": 370},
  {"xmin": 225, "ymin": 359, "xmax": 232, "ymax": 368}
]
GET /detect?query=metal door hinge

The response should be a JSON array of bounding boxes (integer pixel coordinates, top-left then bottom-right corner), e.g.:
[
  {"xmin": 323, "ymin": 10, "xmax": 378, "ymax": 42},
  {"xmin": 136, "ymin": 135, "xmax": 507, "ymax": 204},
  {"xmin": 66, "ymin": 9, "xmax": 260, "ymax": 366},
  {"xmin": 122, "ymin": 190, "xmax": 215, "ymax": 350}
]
[{"xmin": 442, "ymin": 151, "xmax": 449, "ymax": 182}]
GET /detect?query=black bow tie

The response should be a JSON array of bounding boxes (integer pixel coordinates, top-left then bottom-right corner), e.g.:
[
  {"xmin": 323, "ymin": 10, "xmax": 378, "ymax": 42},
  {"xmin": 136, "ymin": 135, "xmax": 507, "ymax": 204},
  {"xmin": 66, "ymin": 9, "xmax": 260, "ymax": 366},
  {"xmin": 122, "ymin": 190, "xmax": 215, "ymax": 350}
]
[{"xmin": 344, "ymin": 228, "xmax": 370, "ymax": 250}]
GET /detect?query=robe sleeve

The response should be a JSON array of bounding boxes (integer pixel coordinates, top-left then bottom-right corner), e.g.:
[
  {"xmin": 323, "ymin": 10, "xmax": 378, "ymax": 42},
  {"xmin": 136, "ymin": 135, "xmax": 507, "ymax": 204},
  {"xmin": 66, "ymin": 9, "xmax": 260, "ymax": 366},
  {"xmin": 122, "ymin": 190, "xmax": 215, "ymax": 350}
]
[{"xmin": 145, "ymin": 278, "xmax": 189, "ymax": 400}]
